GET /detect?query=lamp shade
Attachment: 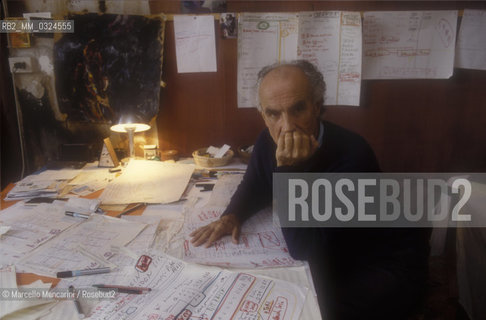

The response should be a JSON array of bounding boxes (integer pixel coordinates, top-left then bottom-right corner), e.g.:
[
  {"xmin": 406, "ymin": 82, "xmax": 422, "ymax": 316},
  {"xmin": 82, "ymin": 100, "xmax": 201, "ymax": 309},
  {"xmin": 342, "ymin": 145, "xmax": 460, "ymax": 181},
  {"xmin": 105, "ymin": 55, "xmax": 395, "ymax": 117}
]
[{"xmin": 110, "ymin": 123, "xmax": 150, "ymax": 133}]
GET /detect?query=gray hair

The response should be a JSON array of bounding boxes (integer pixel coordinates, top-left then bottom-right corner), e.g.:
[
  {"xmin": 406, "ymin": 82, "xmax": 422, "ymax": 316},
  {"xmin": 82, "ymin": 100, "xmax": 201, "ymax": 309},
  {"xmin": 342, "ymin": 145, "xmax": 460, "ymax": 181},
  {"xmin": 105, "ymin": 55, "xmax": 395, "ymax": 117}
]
[{"xmin": 255, "ymin": 60, "xmax": 326, "ymax": 114}]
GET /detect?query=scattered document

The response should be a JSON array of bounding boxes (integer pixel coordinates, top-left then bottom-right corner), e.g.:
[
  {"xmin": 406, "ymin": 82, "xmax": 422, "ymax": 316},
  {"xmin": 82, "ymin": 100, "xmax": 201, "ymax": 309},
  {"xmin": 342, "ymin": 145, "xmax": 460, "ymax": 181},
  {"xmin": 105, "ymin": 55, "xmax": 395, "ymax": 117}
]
[
  {"xmin": 298, "ymin": 11, "xmax": 362, "ymax": 106},
  {"xmin": 0, "ymin": 202, "xmax": 80, "ymax": 256},
  {"xmin": 174, "ymin": 15, "xmax": 217, "ymax": 73},
  {"xmin": 183, "ymin": 207, "xmax": 300, "ymax": 268},
  {"xmin": 18, "ymin": 215, "xmax": 146, "ymax": 276},
  {"xmin": 88, "ymin": 252, "xmax": 306, "ymax": 320},
  {"xmin": 455, "ymin": 9, "xmax": 486, "ymax": 71},
  {"xmin": 121, "ymin": 215, "xmax": 162, "ymax": 251},
  {"xmin": 5, "ymin": 179, "xmax": 57, "ymax": 200},
  {"xmin": 100, "ymin": 160, "xmax": 194, "ymax": 205},
  {"xmin": 362, "ymin": 11, "xmax": 458, "ymax": 79},
  {"xmin": 237, "ymin": 13, "xmax": 299, "ymax": 107}
]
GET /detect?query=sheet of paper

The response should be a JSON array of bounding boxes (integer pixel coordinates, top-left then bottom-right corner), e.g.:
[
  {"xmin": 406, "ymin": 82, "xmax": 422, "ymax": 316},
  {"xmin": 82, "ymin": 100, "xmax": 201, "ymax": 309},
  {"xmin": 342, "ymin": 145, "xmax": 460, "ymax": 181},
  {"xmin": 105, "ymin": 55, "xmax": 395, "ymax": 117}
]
[
  {"xmin": 206, "ymin": 173, "xmax": 244, "ymax": 207},
  {"xmin": 88, "ymin": 252, "xmax": 306, "ymax": 320},
  {"xmin": 183, "ymin": 207, "xmax": 300, "ymax": 268},
  {"xmin": 18, "ymin": 215, "xmax": 146, "ymax": 276},
  {"xmin": 100, "ymin": 160, "xmax": 194, "ymax": 205},
  {"xmin": 237, "ymin": 265, "xmax": 321, "ymax": 320},
  {"xmin": 298, "ymin": 11, "xmax": 362, "ymax": 106},
  {"xmin": 142, "ymin": 204, "xmax": 185, "ymax": 220},
  {"xmin": 455, "ymin": 9, "xmax": 486, "ymax": 71},
  {"xmin": 121, "ymin": 215, "xmax": 161, "ymax": 251},
  {"xmin": 68, "ymin": 163, "xmax": 117, "ymax": 194},
  {"xmin": 174, "ymin": 15, "xmax": 217, "ymax": 73},
  {"xmin": 363, "ymin": 10, "xmax": 458, "ymax": 79},
  {"xmin": 26, "ymin": 169, "xmax": 82, "ymax": 182},
  {"xmin": 0, "ymin": 266, "xmax": 54, "ymax": 318},
  {"xmin": 0, "ymin": 202, "xmax": 80, "ymax": 255},
  {"xmin": 2, "ymin": 301, "xmax": 78, "ymax": 320},
  {"xmin": 237, "ymin": 13, "xmax": 299, "ymax": 108}
]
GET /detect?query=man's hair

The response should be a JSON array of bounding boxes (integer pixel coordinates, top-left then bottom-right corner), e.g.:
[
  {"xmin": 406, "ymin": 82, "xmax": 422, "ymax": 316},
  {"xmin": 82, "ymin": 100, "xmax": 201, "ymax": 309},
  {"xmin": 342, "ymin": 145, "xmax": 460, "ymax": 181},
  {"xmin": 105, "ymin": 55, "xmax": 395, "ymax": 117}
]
[{"xmin": 255, "ymin": 60, "xmax": 326, "ymax": 115}]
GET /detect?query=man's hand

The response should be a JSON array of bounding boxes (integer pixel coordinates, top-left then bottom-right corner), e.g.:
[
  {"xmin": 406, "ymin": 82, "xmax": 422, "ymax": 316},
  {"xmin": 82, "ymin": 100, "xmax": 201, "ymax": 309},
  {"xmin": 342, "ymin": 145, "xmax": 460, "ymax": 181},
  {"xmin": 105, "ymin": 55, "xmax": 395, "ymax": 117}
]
[
  {"xmin": 189, "ymin": 213, "xmax": 241, "ymax": 248},
  {"xmin": 276, "ymin": 130, "xmax": 318, "ymax": 167}
]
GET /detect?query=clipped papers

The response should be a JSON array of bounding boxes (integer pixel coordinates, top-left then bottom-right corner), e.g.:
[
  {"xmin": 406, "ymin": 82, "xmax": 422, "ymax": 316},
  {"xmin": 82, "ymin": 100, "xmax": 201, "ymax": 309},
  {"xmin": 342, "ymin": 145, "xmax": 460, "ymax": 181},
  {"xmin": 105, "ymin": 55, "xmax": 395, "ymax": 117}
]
[
  {"xmin": 100, "ymin": 160, "xmax": 194, "ymax": 205},
  {"xmin": 363, "ymin": 11, "xmax": 458, "ymax": 79},
  {"xmin": 174, "ymin": 15, "xmax": 217, "ymax": 73}
]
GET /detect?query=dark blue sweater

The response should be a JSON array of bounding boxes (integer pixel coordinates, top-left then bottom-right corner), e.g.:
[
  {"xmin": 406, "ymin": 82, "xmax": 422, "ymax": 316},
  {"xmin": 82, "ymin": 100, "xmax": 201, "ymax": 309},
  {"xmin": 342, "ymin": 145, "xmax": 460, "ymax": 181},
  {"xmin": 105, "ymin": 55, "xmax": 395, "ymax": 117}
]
[{"xmin": 224, "ymin": 121, "xmax": 429, "ymax": 319}]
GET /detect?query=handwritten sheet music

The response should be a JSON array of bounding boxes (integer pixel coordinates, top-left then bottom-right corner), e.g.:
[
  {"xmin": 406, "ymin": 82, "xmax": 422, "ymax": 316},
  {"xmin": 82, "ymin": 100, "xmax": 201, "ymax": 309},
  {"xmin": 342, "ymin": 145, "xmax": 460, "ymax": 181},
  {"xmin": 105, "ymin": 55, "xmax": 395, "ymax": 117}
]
[
  {"xmin": 237, "ymin": 13, "xmax": 299, "ymax": 108},
  {"xmin": 174, "ymin": 15, "xmax": 217, "ymax": 73},
  {"xmin": 455, "ymin": 9, "xmax": 486, "ymax": 71},
  {"xmin": 88, "ymin": 252, "xmax": 306, "ymax": 320},
  {"xmin": 363, "ymin": 11, "xmax": 458, "ymax": 79},
  {"xmin": 100, "ymin": 160, "xmax": 194, "ymax": 205},
  {"xmin": 18, "ymin": 215, "xmax": 146, "ymax": 276},
  {"xmin": 298, "ymin": 11, "xmax": 362, "ymax": 106},
  {"xmin": 183, "ymin": 207, "xmax": 300, "ymax": 268}
]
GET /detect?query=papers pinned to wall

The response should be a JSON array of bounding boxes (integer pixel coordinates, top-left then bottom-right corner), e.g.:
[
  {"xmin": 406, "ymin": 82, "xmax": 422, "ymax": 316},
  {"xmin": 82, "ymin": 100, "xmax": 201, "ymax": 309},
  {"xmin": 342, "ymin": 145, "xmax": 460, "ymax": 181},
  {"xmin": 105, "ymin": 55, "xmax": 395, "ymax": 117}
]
[
  {"xmin": 237, "ymin": 11, "xmax": 363, "ymax": 107},
  {"xmin": 174, "ymin": 15, "xmax": 217, "ymax": 73},
  {"xmin": 298, "ymin": 11, "xmax": 362, "ymax": 106},
  {"xmin": 362, "ymin": 11, "xmax": 458, "ymax": 79},
  {"xmin": 237, "ymin": 13, "xmax": 299, "ymax": 108},
  {"xmin": 455, "ymin": 9, "xmax": 486, "ymax": 71}
]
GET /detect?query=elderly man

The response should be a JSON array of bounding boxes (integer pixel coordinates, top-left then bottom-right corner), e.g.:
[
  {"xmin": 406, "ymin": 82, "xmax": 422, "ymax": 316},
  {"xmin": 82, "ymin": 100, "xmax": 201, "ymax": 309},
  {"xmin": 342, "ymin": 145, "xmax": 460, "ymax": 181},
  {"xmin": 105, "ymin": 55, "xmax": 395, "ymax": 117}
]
[{"xmin": 190, "ymin": 60, "xmax": 429, "ymax": 320}]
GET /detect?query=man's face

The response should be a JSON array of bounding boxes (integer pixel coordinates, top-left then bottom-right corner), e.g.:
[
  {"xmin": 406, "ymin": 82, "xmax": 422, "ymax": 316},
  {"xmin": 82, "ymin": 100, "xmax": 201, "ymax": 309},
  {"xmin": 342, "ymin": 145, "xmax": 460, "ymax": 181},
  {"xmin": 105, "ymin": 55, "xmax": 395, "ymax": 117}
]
[{"xmin": 259, "ymin": 66, "xmax": 320, "ymax": 144}]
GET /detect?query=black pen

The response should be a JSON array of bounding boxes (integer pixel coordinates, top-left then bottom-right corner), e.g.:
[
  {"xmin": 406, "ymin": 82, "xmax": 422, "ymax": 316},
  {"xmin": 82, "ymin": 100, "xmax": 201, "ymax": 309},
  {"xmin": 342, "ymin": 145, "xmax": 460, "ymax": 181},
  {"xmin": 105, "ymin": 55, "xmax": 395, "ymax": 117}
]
[{"xmin": 93, "ymin": 284, "xmax": 151, "ymax": 294}]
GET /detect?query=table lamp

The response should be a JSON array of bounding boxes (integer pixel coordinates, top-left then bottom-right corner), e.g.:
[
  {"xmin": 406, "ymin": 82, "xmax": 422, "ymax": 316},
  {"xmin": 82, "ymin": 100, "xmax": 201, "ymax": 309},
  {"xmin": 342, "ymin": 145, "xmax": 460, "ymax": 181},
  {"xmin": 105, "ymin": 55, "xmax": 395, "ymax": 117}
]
[{"xmin": 110, "ymin": 121, "xmax": 150, "ymax": 159}]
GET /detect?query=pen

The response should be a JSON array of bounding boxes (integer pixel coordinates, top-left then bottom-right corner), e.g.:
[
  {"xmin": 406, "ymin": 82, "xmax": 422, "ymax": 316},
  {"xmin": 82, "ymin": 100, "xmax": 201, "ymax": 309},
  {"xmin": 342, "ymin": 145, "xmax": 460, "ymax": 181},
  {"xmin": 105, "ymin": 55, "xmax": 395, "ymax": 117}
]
[
  {"xmin": 57, "ymin": 267, "xmax": 111, "ymax": 278},
  {"xmin": 69, "ymin": 286, "xmax": 85, "ymax": 319},
  {"xmin": 92, "ymin": 284, "xmax": 152, "ymax": 294},
  {"xmin": 65, "ymin": 211, "xmax": 90, "ymax": 219}
]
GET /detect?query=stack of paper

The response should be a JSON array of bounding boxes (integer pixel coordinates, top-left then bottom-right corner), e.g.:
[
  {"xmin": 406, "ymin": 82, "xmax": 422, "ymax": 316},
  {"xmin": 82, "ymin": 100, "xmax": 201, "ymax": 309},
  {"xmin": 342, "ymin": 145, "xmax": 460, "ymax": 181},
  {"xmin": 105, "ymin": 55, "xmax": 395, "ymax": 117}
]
[{"xmin": 5, "ymin": 169, "xmax": 82, "ymax": 201}]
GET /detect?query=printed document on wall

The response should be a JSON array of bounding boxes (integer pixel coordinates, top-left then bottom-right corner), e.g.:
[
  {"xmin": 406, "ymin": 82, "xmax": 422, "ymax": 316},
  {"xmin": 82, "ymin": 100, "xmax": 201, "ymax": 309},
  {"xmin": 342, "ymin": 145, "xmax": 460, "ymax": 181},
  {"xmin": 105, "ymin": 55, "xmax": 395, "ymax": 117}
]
[
  {"xmin": 455, "ymin": 9, "xmax": 486, "ymax": 71},
  {"xmin": 363, "ymin": 11, "xmax": 458, "ymax": 79},
  {"xmin": 298, "ymin": 11, "xmax": 362, "ymax": 106},
  {"xmin": 174, "ymin": 15, "xmax": 217, "ymax": 73},
  {"xmin": 237, "ymin": 13, "xmax": 298, "ymax": 108}
]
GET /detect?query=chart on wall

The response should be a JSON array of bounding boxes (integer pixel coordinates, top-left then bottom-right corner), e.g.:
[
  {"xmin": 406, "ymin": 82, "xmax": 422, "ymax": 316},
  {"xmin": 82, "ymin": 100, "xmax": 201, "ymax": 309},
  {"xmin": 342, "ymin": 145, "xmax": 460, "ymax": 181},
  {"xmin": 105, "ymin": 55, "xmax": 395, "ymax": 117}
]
[
  {"xmin": 362, "ymin": 11, "xmax": 458, "ymax": 79},
  {"xmin": 54, "ymin": 13, "xmax": 165, "ymax": 123}
]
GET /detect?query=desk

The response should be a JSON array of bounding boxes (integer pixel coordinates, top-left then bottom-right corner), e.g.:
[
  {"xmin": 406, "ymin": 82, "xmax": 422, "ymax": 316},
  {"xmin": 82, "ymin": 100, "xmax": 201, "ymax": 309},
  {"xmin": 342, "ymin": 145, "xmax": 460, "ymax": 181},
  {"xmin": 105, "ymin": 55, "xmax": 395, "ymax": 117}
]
[{"xmin": 0, "ymin": 160, "xmax": 322, "ymax": 320}]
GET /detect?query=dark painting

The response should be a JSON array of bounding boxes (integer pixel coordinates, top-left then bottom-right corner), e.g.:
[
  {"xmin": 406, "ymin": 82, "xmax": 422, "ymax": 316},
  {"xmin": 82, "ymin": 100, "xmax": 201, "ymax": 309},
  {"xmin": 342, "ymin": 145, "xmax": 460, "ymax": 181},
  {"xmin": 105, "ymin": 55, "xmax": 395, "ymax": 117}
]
[{"xmin": 54, "ymin": 13, "xmax": 165, "ymax": 123}]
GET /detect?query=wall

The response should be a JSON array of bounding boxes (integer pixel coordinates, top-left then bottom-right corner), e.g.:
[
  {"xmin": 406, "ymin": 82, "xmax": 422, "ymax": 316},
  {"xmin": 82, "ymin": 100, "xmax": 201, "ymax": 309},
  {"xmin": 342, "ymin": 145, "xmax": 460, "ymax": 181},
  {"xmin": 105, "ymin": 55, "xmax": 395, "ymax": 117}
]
[{"xmin": 152, "ymin": 1, "xmax": 486, "ymax": 172}]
